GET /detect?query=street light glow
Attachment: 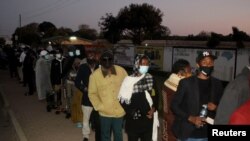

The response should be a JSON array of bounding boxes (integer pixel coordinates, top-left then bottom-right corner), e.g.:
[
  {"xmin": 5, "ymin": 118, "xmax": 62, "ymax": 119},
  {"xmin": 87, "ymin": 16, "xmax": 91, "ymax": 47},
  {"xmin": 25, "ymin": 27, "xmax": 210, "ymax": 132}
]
[{"xmin": 70, "ymin": 36, "xmax": 77, "ymax": 41}]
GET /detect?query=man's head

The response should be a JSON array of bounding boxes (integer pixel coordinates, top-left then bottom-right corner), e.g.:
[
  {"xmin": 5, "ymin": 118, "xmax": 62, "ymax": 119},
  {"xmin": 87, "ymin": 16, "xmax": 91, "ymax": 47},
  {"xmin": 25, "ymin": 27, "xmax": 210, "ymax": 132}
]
[
  {"xmin": 55, "ymin": 48, "xmax": 63, "ymax": 59},
  {"xmin": 87, "ymin": 52, "xmax": 97, "ymax": 66},
  {"xmin": 196, "ymin": 51, "xmax": 217, "ymax": 77},
  {"xmin": 172, "ymin": 59, "xmax": 192, "ymax": 78},
  {"xmin": 100, "ymin": 50, "xmax": 114, "ymax": 69}
]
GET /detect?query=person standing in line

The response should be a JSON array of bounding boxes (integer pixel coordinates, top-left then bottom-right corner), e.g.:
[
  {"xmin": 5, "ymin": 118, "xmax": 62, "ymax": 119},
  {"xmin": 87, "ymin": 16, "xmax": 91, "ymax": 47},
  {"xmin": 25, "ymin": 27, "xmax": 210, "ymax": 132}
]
[
  {"xmin": 5, "ymin": 46, "xmax": 19, "ymax": 79},
  {"xmin": 118, "ymin": 54, "xmax": 159, "ymax": 141},
  {"xmin": 20, "ymin": 46, "xmax": 28, "ymax": 87},
  {"xmin": 162, "ymin": 59, "xmax": 192, "ymax": 141},
  {"xmin": 50, "ymin": 48, "xmax": 65, "ymax": 114},
  {"xmin": 214, "ymin": 56, "xmax": 250, "ymax": 125},
  {"xmin": 63, "ymin": 53, "xmax": 81, "ymax": 118},
  {"xmin": 35, "ymin": 50, "xmax": 52, "ymax": 101},
  {"xmin": 23, "ymin": 48, "xmax": 37, "ymax": 96},
  {"xmin": 16, "ymin": 46, "xmax": 23, "ymax": 82},
  {"xmin": 171, "ymin": 51, "xmax": 223, "ymax": 141},
  {"xmin": 70, "ymin": 46, "xmax": 87, "ymax": 127},
  {"xmin": 88, "ymin": 50, "xmax": 128, "ymax": 141},
  {"xmin": 75, "ymin": 52, "xmax": 99, "ymax": 141}
]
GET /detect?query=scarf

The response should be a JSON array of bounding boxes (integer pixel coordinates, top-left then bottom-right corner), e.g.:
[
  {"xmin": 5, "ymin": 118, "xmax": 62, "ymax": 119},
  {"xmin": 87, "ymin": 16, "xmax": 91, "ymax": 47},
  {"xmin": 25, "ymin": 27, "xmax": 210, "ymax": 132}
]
[
  {"xmin": 145, "ymin": 90, "xmax": 159, "ymax": 141},
  {"xmin": 118, "ymin": 74, "xmax": 145, "ymax": 104}
]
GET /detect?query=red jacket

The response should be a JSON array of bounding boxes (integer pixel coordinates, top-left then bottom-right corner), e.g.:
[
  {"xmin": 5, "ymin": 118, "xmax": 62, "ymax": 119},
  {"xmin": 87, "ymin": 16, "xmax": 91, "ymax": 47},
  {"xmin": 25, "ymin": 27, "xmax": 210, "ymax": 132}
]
[{"xmin": 229, "ymin": 99, "xmax": 250, "ymax": 125}]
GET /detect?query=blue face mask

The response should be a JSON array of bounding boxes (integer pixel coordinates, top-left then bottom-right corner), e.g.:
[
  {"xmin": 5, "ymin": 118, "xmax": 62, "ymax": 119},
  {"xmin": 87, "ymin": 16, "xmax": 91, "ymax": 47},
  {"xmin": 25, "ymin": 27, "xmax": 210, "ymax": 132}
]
[{"xmin": 138, "ymin": 66, "xmax": 149, "ymax": 74}]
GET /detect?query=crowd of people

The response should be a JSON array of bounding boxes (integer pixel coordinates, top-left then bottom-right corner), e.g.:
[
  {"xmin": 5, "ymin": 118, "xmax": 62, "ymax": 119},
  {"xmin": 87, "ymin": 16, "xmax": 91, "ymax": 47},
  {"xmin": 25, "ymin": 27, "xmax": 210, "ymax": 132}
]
[
  {"xmin": 1, "ymin": 43, "xmax": 250, "ymax": 141},
  {"xmin": 2, "ymin": 44, "xmax": 101, "ymax": 141}
]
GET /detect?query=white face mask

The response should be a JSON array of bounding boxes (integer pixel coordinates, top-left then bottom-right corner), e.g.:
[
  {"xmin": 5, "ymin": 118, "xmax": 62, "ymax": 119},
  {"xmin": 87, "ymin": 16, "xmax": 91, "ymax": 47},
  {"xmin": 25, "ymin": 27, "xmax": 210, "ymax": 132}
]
[
  {"xmin": 69, "ymin": 52, "xmax": 74, "ymax": 57},
  {"xmin": 56, "ymin": 54, "xmax": 61, "ymax": 59},
  {"xmin": 75, "ymin": 50, "xmax": 80, "ymax": 56},
  {"xmin": 44, "ymin": 55, "xmax": 49, "ymax": 60},
  {"xmin": 138, "ymin": 66, "xmax": 149, "ymax": 74}
]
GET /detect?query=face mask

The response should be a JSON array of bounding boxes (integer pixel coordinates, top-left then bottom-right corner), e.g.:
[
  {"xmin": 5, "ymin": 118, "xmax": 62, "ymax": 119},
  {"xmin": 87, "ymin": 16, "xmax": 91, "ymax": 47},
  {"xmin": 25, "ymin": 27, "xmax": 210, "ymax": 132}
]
[
  {"xmin": 199, "ymin": 66, "xmax": 214, "ymax": 76},
  {"xmin": 69, "ymin": 52, "xmax": 74, "ymax": 57},
  {"xmin": 101, "ymin": 57, "xmax": 113, "ymax": 69},
  {"xmin": 139, "ymin": 66, "xmax": 149, "ymax": 74},
  {"xmin": 44, "ymin": 55, "xmax": 49, "ymax": 60},
  {"xmin": 56, "ymin": 54, "xmax": 61, "ymax": 59},
  {"xmin": 75, "ymin": 50, "xmax": 80, "ymax": 56},
  {"xmin": 49, "ymin": 54, "xmax": 53, "ymax": 57}
]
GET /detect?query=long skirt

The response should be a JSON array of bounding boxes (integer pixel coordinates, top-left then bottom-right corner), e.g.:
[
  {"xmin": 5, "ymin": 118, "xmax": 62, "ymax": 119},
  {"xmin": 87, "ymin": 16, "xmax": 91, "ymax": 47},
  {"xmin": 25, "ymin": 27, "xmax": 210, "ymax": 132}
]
[{"xmin": 71, "ymin": 88, "xmax": 83, "ymax": 123}]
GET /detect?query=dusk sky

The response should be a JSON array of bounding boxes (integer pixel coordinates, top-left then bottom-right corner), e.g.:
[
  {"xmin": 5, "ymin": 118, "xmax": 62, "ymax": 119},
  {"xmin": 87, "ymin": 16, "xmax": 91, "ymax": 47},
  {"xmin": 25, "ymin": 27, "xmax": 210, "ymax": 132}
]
[{"xmin": 1, "ymin": 0, "xmax": 250, "ymax": 37}]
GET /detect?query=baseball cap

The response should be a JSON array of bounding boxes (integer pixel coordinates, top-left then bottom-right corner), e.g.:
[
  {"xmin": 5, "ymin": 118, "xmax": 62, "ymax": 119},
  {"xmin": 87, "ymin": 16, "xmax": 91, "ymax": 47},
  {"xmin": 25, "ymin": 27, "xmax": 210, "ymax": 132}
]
[
  {"xmin": 100, "ymin": 50, "xmax": 114, "ymax": 60},
  {"xmin": 196, "ymin": 51, "xmax": 217, "ymax": 63}
]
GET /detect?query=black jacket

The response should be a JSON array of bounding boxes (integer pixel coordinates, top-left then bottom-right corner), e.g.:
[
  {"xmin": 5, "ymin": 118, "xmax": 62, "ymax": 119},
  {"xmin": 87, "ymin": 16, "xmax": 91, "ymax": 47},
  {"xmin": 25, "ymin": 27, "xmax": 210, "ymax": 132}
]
[
  {"xmin": 170, "ymin": 75, "xmax": 223, "ymax": 139},
  {"xmin": 50, "ymin": 59, "xmax": 65, "ymax": 86},
  {"xmin": 75, "ymin": 63, "xmax": 98, "ymax": 106}
]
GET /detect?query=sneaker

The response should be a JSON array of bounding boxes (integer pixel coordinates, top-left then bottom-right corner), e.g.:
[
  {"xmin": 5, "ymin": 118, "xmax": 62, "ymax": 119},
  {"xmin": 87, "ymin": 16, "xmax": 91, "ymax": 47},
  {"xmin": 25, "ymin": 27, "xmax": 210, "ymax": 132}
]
[
  {"xmin": 76, "ymin": 122, "xmax": 83, "ymax": 128},
  {"xmin": 55, "ymin": 110, "xmax": 60, "ymax": 114}
]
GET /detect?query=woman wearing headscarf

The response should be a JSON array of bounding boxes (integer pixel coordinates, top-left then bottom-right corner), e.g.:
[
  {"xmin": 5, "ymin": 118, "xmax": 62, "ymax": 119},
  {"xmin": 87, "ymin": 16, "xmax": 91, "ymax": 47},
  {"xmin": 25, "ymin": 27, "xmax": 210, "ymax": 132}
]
[
  {"xmin": 118, "ymin": 54, "xmax": 159, "ymax": 141},
  {"xmin": 71, "ymin": 45, "xmax": 87, "ymax": 126}
]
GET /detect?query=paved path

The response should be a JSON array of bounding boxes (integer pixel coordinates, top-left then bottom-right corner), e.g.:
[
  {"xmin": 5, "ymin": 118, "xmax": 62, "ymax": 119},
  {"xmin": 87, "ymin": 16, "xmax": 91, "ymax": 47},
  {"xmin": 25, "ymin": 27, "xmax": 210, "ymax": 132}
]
[{"xmin": 0, "ymin": 85, "xmax": 19, "ymax": 141}]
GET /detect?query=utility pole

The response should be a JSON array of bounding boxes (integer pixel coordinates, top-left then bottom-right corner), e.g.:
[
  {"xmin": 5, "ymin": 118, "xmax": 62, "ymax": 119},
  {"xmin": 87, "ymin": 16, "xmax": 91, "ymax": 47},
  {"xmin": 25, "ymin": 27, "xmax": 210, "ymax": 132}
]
[
  {"xmin": 18, "ymin": 14, "xmax": 22, "ymax": 46},
  {"xmin": 19, "ymin": 14, "xmax": 22, "ymax": 27}
]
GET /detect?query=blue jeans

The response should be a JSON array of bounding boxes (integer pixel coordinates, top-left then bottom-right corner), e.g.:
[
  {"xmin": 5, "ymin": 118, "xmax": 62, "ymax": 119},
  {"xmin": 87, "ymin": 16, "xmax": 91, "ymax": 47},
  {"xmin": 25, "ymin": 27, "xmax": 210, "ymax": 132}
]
[
  {"xmin": 178, "ymin": 138, "xmax": 208, "ymax": 141},
  {"xmin": 100, "ymin": 115, "xmax": 124, "ymax": 141}
]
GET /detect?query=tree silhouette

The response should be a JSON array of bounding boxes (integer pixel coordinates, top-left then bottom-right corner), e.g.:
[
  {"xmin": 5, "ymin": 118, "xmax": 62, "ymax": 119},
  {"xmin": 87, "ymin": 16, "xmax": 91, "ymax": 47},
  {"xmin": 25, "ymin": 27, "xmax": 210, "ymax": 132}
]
[
  {"xmin": 99, "ymin": 13, "xmax": 121, "ymax": 43},
  {"xmin": 75, "ymin": 24, "xmax": 98, "ymax": 40},
  {"xmin": 99, "ymin": 3, "xmax": 170, "ymax": 44},
  {"xmin": 55, "ymin": 27, "xmax": 73, "ymax": 36},
  {"xmin": 0, "ymin": 37, "xmax": 6, "ymax": 46},
  {"xmin": 38, "ymin": 21, "xmax": 57, "ymax": 38},
  {"xmin": 13, "ymin": 23, "xmax": 41, "ymax": 46},
  {"xmin": 206, "ymin": 32, "xmax": 222, "ymax": 48},
  {"xmin": 232, "ymin": 27, "xmax": 249, "ymax": 48}
]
